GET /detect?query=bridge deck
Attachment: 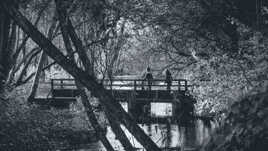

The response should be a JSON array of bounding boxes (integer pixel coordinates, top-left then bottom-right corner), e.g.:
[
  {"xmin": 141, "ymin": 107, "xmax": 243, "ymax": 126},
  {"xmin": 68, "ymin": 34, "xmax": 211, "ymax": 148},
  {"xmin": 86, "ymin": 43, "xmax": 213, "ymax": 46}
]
[
  {"xmin": 32, "ymin": 78, "xmax": 195, "ymax": 123},
  {"xmin": 34, "ymin": 98, "xmax": 76, "ymax": 108},
  {"xmin": 33, "ymin": 78, "xmax": 191, "ymax": 107},
  {"xmin": 51, "ymin": 89, "xmax": 180, "ymax": 102},
  {"xmin": 51, "ymin": 78, "xmax": 189, "ymax": 91}
]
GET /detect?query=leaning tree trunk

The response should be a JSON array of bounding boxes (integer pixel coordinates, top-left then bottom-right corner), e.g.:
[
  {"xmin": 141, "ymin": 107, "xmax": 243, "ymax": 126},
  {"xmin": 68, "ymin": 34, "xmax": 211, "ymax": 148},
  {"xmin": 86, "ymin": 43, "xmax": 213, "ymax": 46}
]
[
  {"xmin": 76, "ymin": 83, "xmax": 115, "ymax": 151},
  {"xmin": 7, "ymin": 2, "xmax": 49, "ymax": 85},
  {"xmin": 6, "ymin": 23, "xmax": 18, "ymax": 84},
  {"xmin": 1, "ymin": 3, "xmax": 161, "ymax": 151},
  {"xmin": 27, "ymin": 13, "xmax": 58, "ymax": 102},
  {"xmin": 56, "ymin": 3, "xmax": 115, "ymax": 149},
  {"xmin": 63, "ymin": 12, "xmax": 160, "ymax": 151},
  {"xmin": 56, "ymin": 2, "xmax": 135, "ymax": 149}
]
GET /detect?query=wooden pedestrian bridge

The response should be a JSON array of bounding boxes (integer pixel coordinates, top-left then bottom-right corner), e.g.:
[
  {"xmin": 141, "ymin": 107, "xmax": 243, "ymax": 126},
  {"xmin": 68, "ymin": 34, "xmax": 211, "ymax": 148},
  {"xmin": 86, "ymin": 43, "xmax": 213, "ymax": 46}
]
[{"xmin": 34, "ymin": 78, "xmax": 196, "ymax": 123}]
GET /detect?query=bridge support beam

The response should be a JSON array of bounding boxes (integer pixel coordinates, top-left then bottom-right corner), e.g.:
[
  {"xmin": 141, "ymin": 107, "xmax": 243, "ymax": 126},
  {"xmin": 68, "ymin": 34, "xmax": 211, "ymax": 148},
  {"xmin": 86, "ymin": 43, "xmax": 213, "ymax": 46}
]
[{"xmin": 127, "ymin": 90, "xmax": 136, "ymax": 118}]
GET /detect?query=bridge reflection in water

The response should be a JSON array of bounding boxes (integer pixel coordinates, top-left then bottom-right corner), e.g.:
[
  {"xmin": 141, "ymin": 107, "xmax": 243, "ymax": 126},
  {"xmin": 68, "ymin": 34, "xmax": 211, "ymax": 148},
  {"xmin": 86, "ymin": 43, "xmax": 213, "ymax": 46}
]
[
  {"xmin": 78, "ymin": 119, "xmax": 216, "ymax": 151},
  {"xmin": 80, "ymin": 97, "xmax": 213, "ymax": 151}
]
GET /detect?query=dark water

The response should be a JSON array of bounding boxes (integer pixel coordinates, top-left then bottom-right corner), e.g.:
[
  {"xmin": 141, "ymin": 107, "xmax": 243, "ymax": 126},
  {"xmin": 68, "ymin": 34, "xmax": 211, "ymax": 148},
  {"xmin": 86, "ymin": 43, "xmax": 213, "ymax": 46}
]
[
  {"xmin": 76, "ymin": 119, "xmax": 216, "ymax": 151},
  {"xmin": 73, "ymin": 102, "xmax": 216, "ymax": 151}
]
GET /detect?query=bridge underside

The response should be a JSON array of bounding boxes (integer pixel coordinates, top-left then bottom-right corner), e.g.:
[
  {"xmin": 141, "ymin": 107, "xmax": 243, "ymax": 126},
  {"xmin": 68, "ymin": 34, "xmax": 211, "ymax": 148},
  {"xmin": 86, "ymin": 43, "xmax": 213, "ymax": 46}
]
[
  {"xmin": 33, "ymin": 78, "xmax": 195, "ymax": 123},
  {"xmin": 34, "ymin": 88, "xmax": 195, "ymax": 123},
  {"xmin": 50, "ymin": 89, "xmax": 187, "ymax": 102}
]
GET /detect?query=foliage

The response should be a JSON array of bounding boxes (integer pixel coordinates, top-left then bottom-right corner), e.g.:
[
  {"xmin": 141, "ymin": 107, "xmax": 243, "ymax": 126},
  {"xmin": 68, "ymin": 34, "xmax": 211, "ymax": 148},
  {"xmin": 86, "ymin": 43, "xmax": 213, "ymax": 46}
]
[
  {"xmin": 0, "ymin": 0, "xmax": 268, "ymax": 150},
  {"xmin": 0, "ymin": 85, "xmax": 95, "ymax": 151},
  {"xmin": 200, "ymin": 86, "xmax": 268, "ymax": 151}
]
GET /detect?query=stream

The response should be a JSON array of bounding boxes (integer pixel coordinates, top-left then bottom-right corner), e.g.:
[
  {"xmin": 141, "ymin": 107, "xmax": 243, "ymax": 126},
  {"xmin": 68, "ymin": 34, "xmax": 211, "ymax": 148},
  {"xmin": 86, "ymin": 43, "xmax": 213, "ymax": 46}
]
[{"xmin": 76, "ymin": 103, "xmax": 216, "ymax": 151}]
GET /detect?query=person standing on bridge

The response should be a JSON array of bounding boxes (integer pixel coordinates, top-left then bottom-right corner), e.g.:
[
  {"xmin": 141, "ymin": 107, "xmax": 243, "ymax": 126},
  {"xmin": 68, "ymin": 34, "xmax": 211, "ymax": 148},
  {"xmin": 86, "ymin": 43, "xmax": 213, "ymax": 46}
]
[
  {"xmin": 165, "ymin": 69, "xmax": 172, "ymax": 92},
  {"xmin": 144, "ymin": 67, "xmax": 153, "ymax": 90}
]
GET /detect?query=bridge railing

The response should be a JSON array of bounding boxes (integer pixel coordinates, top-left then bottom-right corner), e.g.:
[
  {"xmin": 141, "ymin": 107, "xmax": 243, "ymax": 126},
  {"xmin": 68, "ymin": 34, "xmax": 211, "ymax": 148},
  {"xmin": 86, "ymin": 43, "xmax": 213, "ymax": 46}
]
[{"xmin": 51, "ymin": 78, "xmax": 189, "ymax": 91}]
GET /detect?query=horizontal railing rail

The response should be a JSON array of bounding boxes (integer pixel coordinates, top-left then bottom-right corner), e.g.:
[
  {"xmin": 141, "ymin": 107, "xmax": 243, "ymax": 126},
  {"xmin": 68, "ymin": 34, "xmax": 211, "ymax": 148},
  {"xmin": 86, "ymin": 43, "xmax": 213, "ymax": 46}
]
[
  {"xmin": 51, "ymin": 78, "xmax": 187, "ymax": 81},
  {"xmin": 51, "ymin": 78, "xmax": 189, "ymax": 92}
]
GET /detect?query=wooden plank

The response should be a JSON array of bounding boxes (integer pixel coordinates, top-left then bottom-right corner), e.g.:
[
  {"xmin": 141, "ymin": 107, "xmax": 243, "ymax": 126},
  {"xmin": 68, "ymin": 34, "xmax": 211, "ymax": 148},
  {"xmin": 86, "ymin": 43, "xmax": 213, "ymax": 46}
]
[
  {"xmin": 50, "ymin": 78, "xmax": 189, "ymax": 86},
  {"xmin": 136, "ymin": 117, "xmax": 176, "ymax": 124},
  {"xmin": 52, "ymin": 89, "xmax": 79, "ymax": 97},
  {"xmin": 33, "ymin": 98, "xmax": 74, "ymax": 108},
  {"xmin": 51, "ymin": 78, "xmax": 188, "ymax": 82},
  {"xmin": 134, "ymin": 98, "xmax": 174, "ymax": 103}
]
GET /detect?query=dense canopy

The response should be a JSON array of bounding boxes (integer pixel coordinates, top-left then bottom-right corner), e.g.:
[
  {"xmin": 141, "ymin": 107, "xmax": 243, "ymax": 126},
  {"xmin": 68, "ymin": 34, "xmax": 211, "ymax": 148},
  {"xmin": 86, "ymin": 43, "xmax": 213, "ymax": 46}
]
[{"xmin": 0, "ymin": 0, "xmax": 267, "ymax": 151}]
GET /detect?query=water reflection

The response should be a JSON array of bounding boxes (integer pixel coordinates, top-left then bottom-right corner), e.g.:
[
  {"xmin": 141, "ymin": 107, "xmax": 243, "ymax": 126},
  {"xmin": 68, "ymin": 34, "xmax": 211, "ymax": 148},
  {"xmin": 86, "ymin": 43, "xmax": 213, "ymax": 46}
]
[
  {"xmin": 77, "ymin": 103, "xmax": 215, "ymax": 150},
  {"xmin": 79, "ymin": 119, "xmax": 215, "ymax": 151}
]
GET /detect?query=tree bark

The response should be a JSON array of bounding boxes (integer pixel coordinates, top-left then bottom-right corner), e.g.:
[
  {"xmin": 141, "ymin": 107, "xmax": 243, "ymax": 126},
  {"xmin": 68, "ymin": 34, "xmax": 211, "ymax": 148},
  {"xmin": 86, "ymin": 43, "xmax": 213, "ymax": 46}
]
[
  {"xmin": 0, "ymin": 7, "xmax": 12, "ymax": 92},
  {"xmin": 1, "ymin": 3, "xmax": 161, "ymax": 151},
  {"xmin": 15, "ymin": 48, "xmax": 41, "ymax": 85},
  {"xmin": 105, "ymin": 109, "xmax": 136, "ymax": 151},
  {"xmin": 66, "ymin": 19, "xmax": 92, "ymax": 73},
  {"xmin": 6, "ymin": 22, "xmax": 18, "ymax": 84},
  {"xmin": 77, "ymin": 83, "xmax": 115, "ymax": 151},
  {"xmin": 55, "ymin": 2, "xmax": 135, "ymax": 150},
  {"xmin": 27, "ymin": 14, "xmax": 58, "ymax": 102},
  {"xmin": 7, "ymin": 1, "xmax": 50, "ymax": 85},
  {"xmin": 56, "ymin": 3, "xmax": 115, "ymax": 149}
]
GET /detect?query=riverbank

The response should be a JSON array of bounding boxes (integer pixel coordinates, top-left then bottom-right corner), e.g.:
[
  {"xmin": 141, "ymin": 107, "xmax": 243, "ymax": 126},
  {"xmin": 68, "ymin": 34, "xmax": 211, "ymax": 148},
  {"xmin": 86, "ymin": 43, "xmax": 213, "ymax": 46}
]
[
  {"xmin": 200, "ymin": 87, "xmax": 268, "ymax": 151},
  {"xmin": 0, "ymin": 86, "xmax": 99, "ymax": 151},
  {"xmin": 1, "ymin": 83, "xmax": 266, "ymax": 151}
]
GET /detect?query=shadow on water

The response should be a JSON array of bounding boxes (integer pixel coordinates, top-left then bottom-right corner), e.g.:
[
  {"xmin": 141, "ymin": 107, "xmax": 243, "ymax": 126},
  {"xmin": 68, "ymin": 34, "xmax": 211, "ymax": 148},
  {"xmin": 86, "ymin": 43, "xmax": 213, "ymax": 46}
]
[
  {"xmin": 74, "ymin": 101, "xmax": 216, "ymax": 151},
  {"xmin": 76, "ymin": 118, "xmax": 215, "ymax": 151}
]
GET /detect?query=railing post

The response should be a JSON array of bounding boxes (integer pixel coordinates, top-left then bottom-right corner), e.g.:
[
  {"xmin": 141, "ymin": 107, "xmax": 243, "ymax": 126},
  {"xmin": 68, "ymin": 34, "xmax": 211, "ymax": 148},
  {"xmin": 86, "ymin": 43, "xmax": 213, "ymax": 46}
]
[
  {"xmin": 134, "ymin": 80, "xmax": 137, "ymax": 91},
  {"xmin": 185, "ymin": 80, "xmax": 188, "ymax": 91},
  {"xmin": 110, "ymin": 80, "xmax": 112, "ymax": 90},
  {"xmin": 178, "ymin": 80, "xmax": 181, "ymax": 91},
  {"xmin": 60, "ymin": 79, "xmax": 63, "ymax": 89},
  {"xmin": 51, "ymin": 79, "xmax": 54, "ymax": 97}
]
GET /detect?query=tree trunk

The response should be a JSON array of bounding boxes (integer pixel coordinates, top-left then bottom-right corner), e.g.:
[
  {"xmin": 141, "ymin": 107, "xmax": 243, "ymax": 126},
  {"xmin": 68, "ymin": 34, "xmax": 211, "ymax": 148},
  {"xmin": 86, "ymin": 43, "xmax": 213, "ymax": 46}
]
[
  {"xmin": 56, "ymin": 4, "xmax": 137, "ymax": 150},
  {"xmin": 15, "ymin": 48, "xmax": 41, "ymax": 86},
  {"xmin": 0, "ymin": 7, "xmax": 12, "ymax": 92},
  {"xmin": 27, "ymin": 14, "xmax": 58, "ymax": 102},
  {"xmin": 56, "ymin": 3, "xmax": 115, "ymax": 149},
  {"xmin": 56, "ymin": 1, "xmax": 134, "ymax": 150},
  {"xmin": 1, "ymin": 3, "xmax": 161, "ymax": 151},
  {"xmin": 105, "ymin": 109, "xmax": 136, "ymax": 151},
  {"xmin": 6, "ymin": 22, "xmax": 19, "ymax": 84},
  {"xmin": 77, "ymin": 83, "xmax": 115, "ymax": 151}
]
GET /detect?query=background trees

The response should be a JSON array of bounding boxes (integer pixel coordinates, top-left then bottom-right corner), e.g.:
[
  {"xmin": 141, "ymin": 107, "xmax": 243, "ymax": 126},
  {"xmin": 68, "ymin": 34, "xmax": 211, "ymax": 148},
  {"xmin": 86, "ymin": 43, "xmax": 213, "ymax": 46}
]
[
  {"xmin": 0, "ymin": 0, "xmax": 267, "ymax": 150},
  {"xmin": 0, "ymin": 0, "xmax": 266, "ymax": 117}
]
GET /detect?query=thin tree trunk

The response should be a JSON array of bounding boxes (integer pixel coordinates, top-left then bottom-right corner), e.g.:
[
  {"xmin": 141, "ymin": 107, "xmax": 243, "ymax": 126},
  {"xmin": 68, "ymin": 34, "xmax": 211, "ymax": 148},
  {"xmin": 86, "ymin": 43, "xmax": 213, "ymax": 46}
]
[
  {"xmin": 15, "ymin": 48, "xmax": 41, "ymax": 85},
  {"xmin": 56, "ymin": 3, "xmax": 115, "ymax": 149},
  {"xmin": 55, "ymin": 3, "xmax": 135, "ymax": 150},
  {"xmin": 27, "ymin": 14, "xmax": 58, "ymax": 102},
  {"xmin": 5, "ymin": 21, "xmax": 17, "ymax": 84},
  {"xmin": 27, "ymin": 51, "xmax": 46, "ymax": 102},
  {"xmin": 6, "ymin": 22, "xmax": 18, "ymax": 84},
  {"xmin": 59, "ymin": 8, "xmax": 159, "ymax": 151},
  {"xmin": 66, "ymin": 20, "xmax": 91, "ymax": 73},
  {"xmin": 0, "ymin": 7, "xmax": 11, "ymax": 92},
  {"xmin": 77, "ymin": 83, "xmax": 115, "ymax": 151},
  {"xmin": 2, "ymin": 3, "xmax": 161, "ymax": 151},
  {"xmin": 105, "ymin": 109, "xmax": 135, "ymax": 151}
]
